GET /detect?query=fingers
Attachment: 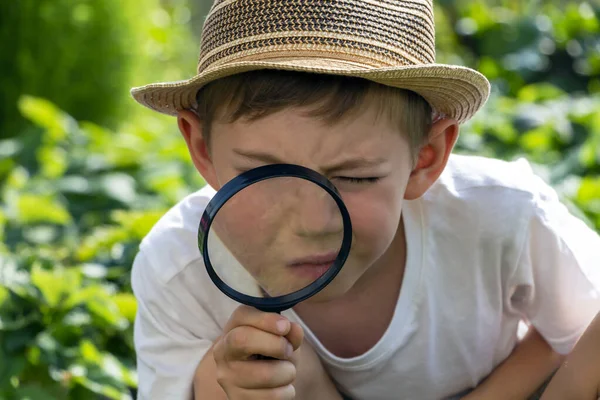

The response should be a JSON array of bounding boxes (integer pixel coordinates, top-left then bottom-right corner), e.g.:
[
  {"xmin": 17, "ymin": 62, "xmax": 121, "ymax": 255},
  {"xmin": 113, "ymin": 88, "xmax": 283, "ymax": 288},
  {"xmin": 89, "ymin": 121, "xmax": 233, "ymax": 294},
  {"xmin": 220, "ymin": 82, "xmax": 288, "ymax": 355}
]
[
  {"xmin": 220, "ymin": 359, "xmax": 296, "ymax": 389},
  {"xmin": 225, "ymin": 385, "xmax": 296, "ymax": 400},
  {"xmin": 216, "ymin": 326, "xmax": 295, "ymax": 361},
  {"xmin": 286, "ymin": 321, "xmax": 304, "ymax": 352},
  {"xmin": 213, "ymin": 305, "xmax": 307, "ymax": 399},
  {"xmin": 224, "ymin": 305, "xmax": 292, "ymax": 336}
]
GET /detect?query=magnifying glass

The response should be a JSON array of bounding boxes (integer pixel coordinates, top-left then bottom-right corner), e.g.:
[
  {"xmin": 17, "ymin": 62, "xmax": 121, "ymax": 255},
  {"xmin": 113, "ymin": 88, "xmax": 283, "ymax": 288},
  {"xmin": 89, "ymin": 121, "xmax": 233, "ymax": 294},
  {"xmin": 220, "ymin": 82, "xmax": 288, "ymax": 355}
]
[{"xmin": 197, "ymin": 164, "xmax": 352, "ymax": 314}]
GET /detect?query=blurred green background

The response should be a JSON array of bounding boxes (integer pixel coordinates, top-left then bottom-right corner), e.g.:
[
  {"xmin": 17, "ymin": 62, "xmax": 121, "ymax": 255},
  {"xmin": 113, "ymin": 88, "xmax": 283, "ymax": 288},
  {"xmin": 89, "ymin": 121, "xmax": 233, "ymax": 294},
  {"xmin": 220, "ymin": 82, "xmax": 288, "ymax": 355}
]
[{"xmin": 1, "ymin": 0, "xmax": 599, "ymax": 398}]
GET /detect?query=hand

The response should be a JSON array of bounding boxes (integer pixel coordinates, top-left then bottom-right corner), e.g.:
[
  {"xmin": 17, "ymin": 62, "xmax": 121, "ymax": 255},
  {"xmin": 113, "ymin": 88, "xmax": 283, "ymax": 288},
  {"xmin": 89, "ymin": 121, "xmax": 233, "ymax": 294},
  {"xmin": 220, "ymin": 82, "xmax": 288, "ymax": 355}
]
[
  {"xmin": 212, "ymin": 305, "xmax": 304, "ymax": 399},
  {"xmin": 293, "ymin": 339, "xmax": 345, "ymax": 400}
]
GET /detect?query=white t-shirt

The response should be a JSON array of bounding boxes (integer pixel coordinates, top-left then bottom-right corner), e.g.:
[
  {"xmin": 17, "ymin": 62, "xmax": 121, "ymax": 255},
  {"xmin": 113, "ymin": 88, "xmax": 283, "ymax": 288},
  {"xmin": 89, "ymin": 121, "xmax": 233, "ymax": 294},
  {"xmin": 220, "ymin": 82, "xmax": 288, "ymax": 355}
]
[{"xmin": 131, "ymin": 154, "xmax": 600, "ymax": 400}]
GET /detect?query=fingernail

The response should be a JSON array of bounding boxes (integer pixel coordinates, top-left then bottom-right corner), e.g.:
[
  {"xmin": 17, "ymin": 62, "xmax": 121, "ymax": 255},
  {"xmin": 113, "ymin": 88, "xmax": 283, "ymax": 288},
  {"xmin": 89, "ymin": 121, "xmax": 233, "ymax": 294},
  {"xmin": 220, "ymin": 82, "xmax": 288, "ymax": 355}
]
[
  {"xmin": 276, "ymin": 319, "xmax": 289, "ymax": 333},
  {"xmin": 286, "ymin": 343, "xmax": 294, "ymax": 358}
]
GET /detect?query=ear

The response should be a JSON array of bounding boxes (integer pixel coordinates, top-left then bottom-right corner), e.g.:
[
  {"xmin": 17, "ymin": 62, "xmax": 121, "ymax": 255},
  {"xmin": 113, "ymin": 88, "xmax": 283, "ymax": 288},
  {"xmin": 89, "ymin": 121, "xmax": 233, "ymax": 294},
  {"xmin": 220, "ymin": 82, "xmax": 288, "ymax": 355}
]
[
  {"xmin": 404, "ymin": 118, "xmax": 459, "ymax": 200},
  {"xmin": 177, "ymin": 110, "xmax": 220, "ymax": 190}
]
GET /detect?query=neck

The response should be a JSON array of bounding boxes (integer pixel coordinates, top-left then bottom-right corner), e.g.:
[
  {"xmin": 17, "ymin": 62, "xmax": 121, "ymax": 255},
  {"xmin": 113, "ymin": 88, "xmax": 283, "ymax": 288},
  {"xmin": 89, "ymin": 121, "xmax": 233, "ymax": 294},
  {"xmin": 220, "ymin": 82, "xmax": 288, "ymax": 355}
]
[{"xmin": 347, "ymin": 214, "xmax": 407, "ymax": 298}]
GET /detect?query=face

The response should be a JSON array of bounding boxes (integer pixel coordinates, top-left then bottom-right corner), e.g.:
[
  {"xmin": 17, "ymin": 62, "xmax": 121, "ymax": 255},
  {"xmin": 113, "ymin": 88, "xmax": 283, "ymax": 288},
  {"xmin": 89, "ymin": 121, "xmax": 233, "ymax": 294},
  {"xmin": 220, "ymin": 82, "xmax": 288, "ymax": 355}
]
[{"xmin": 201, "ymin": 104, "xmax": 415, "ymax": 302}]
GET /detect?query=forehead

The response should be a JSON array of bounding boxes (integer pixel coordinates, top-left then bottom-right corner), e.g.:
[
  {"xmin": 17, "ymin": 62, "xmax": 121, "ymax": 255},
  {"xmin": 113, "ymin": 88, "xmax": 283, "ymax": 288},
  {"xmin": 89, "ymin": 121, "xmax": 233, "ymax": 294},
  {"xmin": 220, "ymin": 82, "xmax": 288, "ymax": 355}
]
[{"xmin": 211, "ymin": 105, "xmax": 410, "ymax": 165}]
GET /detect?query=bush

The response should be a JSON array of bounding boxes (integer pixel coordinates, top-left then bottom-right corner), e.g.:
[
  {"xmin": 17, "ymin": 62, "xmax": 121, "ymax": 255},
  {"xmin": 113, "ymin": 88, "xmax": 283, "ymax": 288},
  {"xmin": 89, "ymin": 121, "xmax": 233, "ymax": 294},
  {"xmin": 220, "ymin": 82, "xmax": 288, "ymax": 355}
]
[
  {"xmin": 0, "ymin": 96, "xmax": 204, "ymax": 399},
  {"xmin": 0, "ymin": 0, "xmax": 137, "ymax": 138},
  {"xmin": 435, "ymin": 0, "xmax": 600, "ymax": 229},
  {"xmin": 0, "ymin": 0, "xmax": 198, "ymax": 139}
]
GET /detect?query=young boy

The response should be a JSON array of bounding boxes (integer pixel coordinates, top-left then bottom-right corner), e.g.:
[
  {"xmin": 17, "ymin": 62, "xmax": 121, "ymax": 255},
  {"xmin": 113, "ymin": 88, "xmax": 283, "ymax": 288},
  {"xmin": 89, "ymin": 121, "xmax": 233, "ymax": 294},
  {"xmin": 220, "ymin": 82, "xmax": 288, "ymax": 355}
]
[{"xmin": 130, "ymin": 0, "xmax": 600, "ymax": 399}]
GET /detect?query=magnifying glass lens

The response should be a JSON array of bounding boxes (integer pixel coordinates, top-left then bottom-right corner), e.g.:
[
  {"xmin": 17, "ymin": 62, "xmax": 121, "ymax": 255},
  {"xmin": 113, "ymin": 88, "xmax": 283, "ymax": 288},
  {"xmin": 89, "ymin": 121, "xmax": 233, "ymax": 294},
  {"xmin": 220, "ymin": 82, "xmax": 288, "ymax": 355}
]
[{"xmin": 207, "ymin": 176, "xmax": 344, "ymax": 299}]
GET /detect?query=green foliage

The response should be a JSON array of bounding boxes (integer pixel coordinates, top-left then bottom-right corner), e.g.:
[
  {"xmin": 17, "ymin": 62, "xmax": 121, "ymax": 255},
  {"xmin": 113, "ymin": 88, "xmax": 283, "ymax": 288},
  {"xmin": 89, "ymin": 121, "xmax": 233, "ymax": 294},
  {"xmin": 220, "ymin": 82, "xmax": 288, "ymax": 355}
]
[
  {"xmin": 435, "ymin": 0, "xmax": 600, "ymax": 230},
  {"xmin": 0, "ymin": 0, "xmax": 132, "ymax": 138},
  {"xmin": 0, "ymin": 0, "xmax": 197, "ymax": 139},
  {"xmin": 0, "ymin": 96, "xmax": 203, "ymax": 398}
]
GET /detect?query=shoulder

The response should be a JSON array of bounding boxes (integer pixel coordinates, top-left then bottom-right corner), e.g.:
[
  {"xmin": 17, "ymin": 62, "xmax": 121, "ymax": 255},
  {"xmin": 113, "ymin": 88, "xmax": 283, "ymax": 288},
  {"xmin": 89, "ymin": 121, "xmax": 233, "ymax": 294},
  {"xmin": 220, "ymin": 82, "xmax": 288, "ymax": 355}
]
[
  {"xmin": 436, "ymin": 154, "xmax": 550, "ymax": 198},
  {"xmin": 421, "ymin": 154, "xmax": 560, "ymax": 241},
  {"xmin": 137, "ymin": 185, "xmax": 217, "ymax": 285},
  {"xmin": 428, "ymin": 154, "xmax": 556, "ymax": 210}
]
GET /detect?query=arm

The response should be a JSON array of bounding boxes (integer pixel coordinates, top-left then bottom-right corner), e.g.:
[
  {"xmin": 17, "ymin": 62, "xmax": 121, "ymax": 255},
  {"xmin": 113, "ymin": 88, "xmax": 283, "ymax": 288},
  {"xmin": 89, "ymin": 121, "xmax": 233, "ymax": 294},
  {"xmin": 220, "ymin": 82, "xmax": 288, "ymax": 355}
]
[
  {"xmin": 541, "ymin": 312, "xmax": 600, "ymax": 400},
  {"xmin": 193, "ymin": 336, "xmax": 344, "ymax": 400},
  {"xmin": 468, "ymin": 173, "xmax": 600, "ymax": 400},
  {"xmin": 463, "ymin": 326, "xmax": 564, "ymax": 400}
]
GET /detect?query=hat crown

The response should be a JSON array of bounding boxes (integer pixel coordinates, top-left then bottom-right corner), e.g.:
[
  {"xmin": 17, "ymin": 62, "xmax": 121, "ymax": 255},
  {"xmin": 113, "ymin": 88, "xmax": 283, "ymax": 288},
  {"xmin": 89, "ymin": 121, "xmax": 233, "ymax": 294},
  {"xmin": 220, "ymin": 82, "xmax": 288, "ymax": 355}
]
[{"xmin": 199, "ymin": 0, "xmax": 437, "ymax": 74}]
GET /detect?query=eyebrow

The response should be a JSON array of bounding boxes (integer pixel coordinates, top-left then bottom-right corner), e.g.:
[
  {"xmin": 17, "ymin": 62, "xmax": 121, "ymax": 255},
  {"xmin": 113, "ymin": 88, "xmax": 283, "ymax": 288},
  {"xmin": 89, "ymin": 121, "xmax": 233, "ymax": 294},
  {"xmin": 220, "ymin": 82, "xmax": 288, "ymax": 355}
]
[{"xmin": 232, "ymin": 149, "xmax": 386, "ymax": 172}]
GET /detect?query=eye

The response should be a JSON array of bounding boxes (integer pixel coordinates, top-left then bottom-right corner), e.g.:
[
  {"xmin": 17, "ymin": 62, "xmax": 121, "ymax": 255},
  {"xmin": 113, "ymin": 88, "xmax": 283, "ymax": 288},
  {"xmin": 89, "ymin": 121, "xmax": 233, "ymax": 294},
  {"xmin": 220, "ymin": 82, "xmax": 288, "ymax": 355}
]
[{"xmin": 336, "ymin": 177, "xmax": 381, "ymax": 184}]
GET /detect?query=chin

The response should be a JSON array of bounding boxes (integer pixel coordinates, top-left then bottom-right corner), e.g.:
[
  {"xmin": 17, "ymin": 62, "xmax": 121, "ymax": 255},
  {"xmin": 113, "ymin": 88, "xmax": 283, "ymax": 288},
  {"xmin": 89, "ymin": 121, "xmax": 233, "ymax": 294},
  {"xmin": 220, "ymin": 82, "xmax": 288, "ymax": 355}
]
[
  {"xmin": 303, "ymin": 290, "xmax": 342, "ymax": 304},
  {"xmin": 303, "ymin": 274, "xmax": 357, "ymax": 303}
]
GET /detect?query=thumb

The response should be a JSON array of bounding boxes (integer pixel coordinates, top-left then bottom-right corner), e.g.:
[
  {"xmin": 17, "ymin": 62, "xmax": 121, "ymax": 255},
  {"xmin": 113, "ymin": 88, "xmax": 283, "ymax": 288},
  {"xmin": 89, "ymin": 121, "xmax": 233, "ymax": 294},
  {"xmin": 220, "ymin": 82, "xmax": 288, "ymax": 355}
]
[{"xmin": 286, "ymin": 321, "xmax": 304, "ymax": 351}]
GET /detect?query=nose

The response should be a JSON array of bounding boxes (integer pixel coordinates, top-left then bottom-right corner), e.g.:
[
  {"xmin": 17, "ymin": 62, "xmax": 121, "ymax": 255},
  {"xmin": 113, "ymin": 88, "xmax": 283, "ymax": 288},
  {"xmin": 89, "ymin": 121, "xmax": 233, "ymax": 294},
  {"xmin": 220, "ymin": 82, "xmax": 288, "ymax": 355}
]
[{"xmin": 290, "ymin": 181, "xmax": 344, "ymax": 238}]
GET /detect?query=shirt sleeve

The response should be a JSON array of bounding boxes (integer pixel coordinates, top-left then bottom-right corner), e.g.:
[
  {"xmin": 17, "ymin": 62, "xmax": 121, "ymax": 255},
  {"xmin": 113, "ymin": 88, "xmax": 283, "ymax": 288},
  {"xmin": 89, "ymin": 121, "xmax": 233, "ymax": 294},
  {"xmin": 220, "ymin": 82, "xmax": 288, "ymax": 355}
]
[
  {"xmin": 131, "ymin": 249, "xmax": 220, "ymax": 400},
  {"xmin": 506, "ymin": 175, "xmax": 600, "ymax": 355}
]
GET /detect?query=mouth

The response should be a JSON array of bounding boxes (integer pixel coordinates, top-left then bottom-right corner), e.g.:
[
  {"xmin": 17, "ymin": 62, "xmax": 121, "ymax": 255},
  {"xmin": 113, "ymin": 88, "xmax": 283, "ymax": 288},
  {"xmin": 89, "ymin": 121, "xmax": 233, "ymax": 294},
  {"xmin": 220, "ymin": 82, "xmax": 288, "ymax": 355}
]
[{"xmin": 287, "ymin": 252, "xmax": 337, "ymax": 279}]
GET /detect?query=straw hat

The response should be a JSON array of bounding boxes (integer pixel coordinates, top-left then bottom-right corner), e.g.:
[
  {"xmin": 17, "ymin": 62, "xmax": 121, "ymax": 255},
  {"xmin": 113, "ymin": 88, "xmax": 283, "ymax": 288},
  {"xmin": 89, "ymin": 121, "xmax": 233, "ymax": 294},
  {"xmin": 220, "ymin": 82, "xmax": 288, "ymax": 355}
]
[{"xmin": 131, "ymin": 0, "xmax": 491, "ymax": 124}]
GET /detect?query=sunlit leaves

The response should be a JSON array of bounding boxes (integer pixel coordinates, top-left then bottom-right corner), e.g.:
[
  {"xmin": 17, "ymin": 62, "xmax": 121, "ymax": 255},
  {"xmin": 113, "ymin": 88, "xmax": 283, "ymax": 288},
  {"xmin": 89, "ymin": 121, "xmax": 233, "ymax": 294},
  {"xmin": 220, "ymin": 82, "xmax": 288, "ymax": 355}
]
[
  {"xmin": 17, "ymin": 97, "xmax": 75, "ymax": 144},
  {"xmin": 31, "ymin": 264, "xmax": 81, "ymax": 308},
  {"xmin": 112, "ymin": 294, "xmax": 137, "ymax": 323},
  {"xmin": 15, "ymin": 194, "xmax": 72, "ymax": 226}
]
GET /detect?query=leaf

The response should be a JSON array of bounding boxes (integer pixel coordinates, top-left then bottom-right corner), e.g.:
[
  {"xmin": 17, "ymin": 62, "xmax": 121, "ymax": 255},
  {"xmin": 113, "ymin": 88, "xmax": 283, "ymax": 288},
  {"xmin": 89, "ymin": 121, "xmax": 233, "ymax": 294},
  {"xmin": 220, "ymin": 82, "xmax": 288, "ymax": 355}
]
[
  {"xmin": 0, "ymin": 257, "xmax": 34, "ymax": 299},
  {"xmin": 74, "ymin": 375, "xmax": 131, "ymax": 400},
  {"xmin": 80, "ymin": 340, "xmax": 102, "ymax": 364},
  {"xmin": 31, "ymin": 264, "xmax": 81, "ymax": 308},
  {"xmin": 63, "ymin": 310, "xmax": 92, "ymax": 327},
  {"xmin": 113, "ymin": 294, "xmax": 137, "ymax": 323},
  {"xmin": 80, "ymin": 264, "xmax": 107, "ymax": 279},
  {"xmin": 519, "ymin": 124, "xmax": 555, "ymax": 153},
  {"xmin": 577, "ymin": 176, "xmax": 600, "ymax": 205},
  {"xmin": 75, "ymin": 342, "xmax": 133, "ymax": 399},
  {"xmin": 31, "ymin": 265, "xmax": 64, "ymax": 307},
  {"xmin": 64, "ymin": 285, "xmax": 127, "ymax": 329},
  {"xmin": 517, "ymin": 83, "xmax": 566, "ymax": 103},
  {"xmin": 64, "ymin": 286, "xmax": 104, "ymax": 310},
  {"xmin": 17, "ymin": 96, "xmax": 76, "ymax": 143},
  {"xmin": 76, "ymin": 226, "xmax": 129, "ymax": 262},
  {"xmin": 16, "ymin": 194, "xmax": 72, "ymax": 225},
  {"xmin": 37, "ymin": 146, "xmax": 68, "ymax": 179},
  {"xmin": 111, "ymin": 210, "xmax": 164, "ymax": 240},
  {"xmin": 22, "ymin": 226, "xmax": 60, "ymax": 244},
  {"xmin": 87, "ymin": 296, "xmax": 128, "ymax": 330},
  {"xmin": 100, "ymin": 174, "xmax": 137, "ymax": 204},
  {"xmin": 0, "ymin": 285, "xmax": 8, "ymax": 305},
  {"xmin": 5, "ymin": 166, "xmax": 29, "ymax": 190}
]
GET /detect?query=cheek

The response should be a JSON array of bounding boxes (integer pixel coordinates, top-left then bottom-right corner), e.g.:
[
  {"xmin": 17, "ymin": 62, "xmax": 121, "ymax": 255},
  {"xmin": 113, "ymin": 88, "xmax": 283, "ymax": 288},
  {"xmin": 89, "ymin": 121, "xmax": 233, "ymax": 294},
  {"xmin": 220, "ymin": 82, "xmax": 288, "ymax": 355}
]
[{"xmin": 344, "ymin": 185, "xmax": 403, "ymax": 258}]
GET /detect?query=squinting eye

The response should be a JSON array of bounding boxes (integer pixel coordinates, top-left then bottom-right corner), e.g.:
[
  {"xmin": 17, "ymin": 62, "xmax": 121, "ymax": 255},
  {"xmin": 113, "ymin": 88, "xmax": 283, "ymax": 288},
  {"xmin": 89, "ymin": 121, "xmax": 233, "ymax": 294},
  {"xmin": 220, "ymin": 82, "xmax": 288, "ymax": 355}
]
[{"xmin": 337, "ymin": 177, "xmax": 381, "ymax": 184}]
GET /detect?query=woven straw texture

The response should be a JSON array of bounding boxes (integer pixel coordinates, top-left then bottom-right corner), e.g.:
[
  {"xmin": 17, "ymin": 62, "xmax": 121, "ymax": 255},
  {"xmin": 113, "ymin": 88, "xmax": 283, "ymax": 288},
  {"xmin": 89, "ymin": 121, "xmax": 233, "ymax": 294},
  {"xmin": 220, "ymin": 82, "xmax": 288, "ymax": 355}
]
[{"xmin": 131, "ymin": 0, "xmax": 491, "ymax": 123}]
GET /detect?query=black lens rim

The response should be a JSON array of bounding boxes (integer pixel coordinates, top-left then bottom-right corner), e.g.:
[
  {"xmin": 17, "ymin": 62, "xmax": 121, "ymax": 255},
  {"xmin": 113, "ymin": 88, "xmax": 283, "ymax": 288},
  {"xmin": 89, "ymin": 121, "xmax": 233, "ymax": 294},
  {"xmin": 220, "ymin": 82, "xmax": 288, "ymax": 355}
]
[{"xmin": 197, "ymin": 164, "xmax": 352, "ymax": 313}]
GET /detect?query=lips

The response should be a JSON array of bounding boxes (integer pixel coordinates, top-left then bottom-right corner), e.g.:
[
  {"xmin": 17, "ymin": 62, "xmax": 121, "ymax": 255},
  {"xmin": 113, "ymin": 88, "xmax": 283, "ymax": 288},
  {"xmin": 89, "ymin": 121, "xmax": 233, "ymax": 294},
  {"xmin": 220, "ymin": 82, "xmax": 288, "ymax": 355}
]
[
  {"xmin": 288, "ymin": 252, "xmax": 337, "ymax": 267},
  {"xmin": 287, "ymin": 252, "xmax": 337, "ymax": 280}
]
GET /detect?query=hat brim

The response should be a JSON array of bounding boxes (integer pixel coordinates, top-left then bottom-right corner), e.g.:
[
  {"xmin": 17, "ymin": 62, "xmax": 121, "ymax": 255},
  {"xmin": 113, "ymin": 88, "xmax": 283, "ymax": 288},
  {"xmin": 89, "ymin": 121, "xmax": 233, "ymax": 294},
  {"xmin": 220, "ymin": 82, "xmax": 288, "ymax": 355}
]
[{"xmin": 130, "ymin": 58, "xmax": 491, "ymax": 124}]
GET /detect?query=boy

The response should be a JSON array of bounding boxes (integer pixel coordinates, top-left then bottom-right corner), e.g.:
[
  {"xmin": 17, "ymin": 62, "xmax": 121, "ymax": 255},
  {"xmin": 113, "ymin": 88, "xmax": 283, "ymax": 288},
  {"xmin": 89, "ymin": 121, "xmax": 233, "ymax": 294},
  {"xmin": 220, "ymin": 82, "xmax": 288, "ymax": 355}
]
[{"xmin": 130, "ymin": 0, "xmax": 600, "ymax": 399}]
